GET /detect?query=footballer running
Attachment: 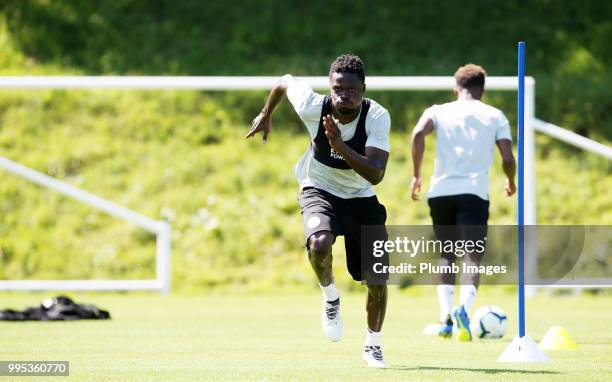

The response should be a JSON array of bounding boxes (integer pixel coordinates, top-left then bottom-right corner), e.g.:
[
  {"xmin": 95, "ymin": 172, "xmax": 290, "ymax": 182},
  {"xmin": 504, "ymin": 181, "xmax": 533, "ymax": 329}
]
[{"xmin": 246, "ymin": 54, "xmax": 391, "ymax": 368}]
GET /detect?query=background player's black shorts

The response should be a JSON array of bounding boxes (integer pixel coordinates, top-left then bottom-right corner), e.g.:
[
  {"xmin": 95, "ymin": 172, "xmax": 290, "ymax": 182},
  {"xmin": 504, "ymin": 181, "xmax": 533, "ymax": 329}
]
[
  {"xmin": 299, "ymin": 187, "xmax": 387, "ymax": 281},
  {"xmin": 428, "ymin": 194, "xmax": 489, "ymax": 260}
]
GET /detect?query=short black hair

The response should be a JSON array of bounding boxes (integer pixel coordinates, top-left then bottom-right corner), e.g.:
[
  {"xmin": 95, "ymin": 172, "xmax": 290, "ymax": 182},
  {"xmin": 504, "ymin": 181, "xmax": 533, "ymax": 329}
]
[{"xmin": 329, "ymin": 54, "xmax": 365, "ymax": 83}]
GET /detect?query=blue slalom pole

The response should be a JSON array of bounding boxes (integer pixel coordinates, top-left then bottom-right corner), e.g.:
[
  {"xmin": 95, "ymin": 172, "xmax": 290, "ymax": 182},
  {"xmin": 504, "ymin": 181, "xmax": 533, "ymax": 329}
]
[{"xmin": 517, "ymin": 41, "xmax": 526, "ymax": 338}]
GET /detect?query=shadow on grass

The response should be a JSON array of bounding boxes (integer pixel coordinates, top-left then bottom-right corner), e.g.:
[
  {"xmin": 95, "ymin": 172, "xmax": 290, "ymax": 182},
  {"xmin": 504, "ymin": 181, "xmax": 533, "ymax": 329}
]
[{"xmin": 386, "ymin": 366, "xmax": 560, "ymax": 375}]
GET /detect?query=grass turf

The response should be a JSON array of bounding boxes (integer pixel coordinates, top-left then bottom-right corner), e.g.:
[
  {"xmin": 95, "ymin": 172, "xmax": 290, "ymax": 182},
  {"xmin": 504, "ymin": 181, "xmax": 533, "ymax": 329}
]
[{"xmin": 1, "ymin": 288, "xmax": 611, "ymax": 381}]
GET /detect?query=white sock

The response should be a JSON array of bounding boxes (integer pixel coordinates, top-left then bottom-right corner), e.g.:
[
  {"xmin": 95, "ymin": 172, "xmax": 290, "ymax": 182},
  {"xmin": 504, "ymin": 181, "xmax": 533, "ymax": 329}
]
[
  {"xmin": 437, "ymin": 284, "xmax": 454, "ymax": 322},
  {"xmin": 459, "ymin": 284, "xmax": 477, "ymax": 313},
  {"xmin": 364, "ymin": 328, "xmax": 381, "ymax": 347},
  {"xmin": 319, "ymin": 281, "xmax": 339, "ymax": 301}
]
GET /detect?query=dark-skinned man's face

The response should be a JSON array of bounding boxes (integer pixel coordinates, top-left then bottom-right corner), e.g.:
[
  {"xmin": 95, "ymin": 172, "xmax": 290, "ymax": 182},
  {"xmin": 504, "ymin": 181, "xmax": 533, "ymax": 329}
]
[{"xmin": 329, "ymin": 72, "xmax": 365, "ymax": 116}]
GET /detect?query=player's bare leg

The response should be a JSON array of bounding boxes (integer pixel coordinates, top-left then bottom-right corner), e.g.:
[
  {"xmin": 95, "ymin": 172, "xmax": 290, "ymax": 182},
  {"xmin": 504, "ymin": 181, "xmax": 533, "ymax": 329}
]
[
  {"xmin": 308, "ymin": 231, "xmax": 342, "ymax": 342},
  {"xmin": 363, "ymin": 284, "xmax": 388, "ymax": 368},
  {"xmin": 366, "ymin": 284, "xmax": 387, "ymax": 332},
  {"xmin": 307, "ymin": 231, "xmax": 334, "ymax": 286}
]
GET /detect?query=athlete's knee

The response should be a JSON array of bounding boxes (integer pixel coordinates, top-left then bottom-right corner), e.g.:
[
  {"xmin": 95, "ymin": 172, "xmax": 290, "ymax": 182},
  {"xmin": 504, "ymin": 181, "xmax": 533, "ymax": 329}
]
[
  {"xmin": 308, "ymin": 232, "xmax": 334, "ymax": 259},
  {"xmin": 366, "ymin": 284, "xmax": 387, "ymax": 300}
]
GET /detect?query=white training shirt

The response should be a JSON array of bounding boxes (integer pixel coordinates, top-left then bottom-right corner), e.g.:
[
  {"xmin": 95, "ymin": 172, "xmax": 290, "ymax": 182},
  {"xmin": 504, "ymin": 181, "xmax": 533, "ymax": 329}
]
[
  {"xmin": 424, "ymin": 99, "xmax": 512, "ymax": 201},
  {"xmin": 284, "ymin": 75, "xmax": 391, "ymax": 199}
]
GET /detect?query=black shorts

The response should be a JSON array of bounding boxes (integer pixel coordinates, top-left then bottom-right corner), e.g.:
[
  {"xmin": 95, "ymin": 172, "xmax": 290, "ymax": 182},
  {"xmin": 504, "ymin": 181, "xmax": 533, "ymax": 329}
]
[
  {"xmin": 428, "ymin": 194, "xmax": 489, "ymax": 260},
  {"xmin": 299, "ymin": 187, "xmax": 387, "ymax": 281}
]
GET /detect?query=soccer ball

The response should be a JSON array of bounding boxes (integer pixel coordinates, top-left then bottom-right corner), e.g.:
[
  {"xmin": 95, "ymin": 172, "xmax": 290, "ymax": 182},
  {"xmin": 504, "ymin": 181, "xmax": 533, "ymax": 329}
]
[{"xmin": 470, "ymin": 305, "xmax": 508, "ymax": 339}]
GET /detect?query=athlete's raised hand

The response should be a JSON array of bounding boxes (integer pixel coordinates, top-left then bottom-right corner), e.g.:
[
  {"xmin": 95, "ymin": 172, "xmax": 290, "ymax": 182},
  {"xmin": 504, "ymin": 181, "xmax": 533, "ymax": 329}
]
[
  {"xmin": 322, "ymin": 114, "xmax": 342, "ymax": 149},
  {"xmin": 246, "ymin": 111, "xmax": 272, "ymax": 142},
  {"xmin": 410, "ymin": 176, "xmax": 422, "ymax": 201}
]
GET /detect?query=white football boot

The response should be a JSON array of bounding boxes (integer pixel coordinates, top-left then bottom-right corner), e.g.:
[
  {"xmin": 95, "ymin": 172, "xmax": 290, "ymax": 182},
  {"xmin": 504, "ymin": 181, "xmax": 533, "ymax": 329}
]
[
  {"xmin": 321, "ymin": 298, "xmax": 342, "ymax": 342},
  {"xmin": 362, "ymin": 345, "xmax": 388, "ymax": 368}
]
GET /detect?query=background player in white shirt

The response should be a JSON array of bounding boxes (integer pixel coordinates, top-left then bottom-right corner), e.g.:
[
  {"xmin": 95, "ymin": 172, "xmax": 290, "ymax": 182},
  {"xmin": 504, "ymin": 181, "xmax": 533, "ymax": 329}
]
[
  {"xmin": 410, "ymin": 64, "xmax": 517, "ymax": 341},
  {"xmin": 246, "ymin": 54, "xmax": 391, "ymax": 367}
]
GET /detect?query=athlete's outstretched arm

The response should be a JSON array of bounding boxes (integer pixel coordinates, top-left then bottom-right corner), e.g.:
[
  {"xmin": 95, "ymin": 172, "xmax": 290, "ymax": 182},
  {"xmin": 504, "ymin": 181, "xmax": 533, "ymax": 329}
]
[
  {"xmin": 410, "ymin": 115, "xmax": 434, "ymax": 200},
  {"xmin": 245, "ymin": 75, "xmax": 292, "ymax": 142},
  {"xmin": 496, "ymin": 139, "xmax": 517, "ymax": 196},
  {"xmin": 322, "ymin": 115, "xmax": 389, "ymax": 185}
]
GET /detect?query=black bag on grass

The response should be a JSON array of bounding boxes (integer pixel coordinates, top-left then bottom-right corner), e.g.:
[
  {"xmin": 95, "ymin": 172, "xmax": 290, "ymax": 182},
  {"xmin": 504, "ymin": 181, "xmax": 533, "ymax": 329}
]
[{"xmin": 0, "ymin": 295, "xmax": 111, "ymax": 321}]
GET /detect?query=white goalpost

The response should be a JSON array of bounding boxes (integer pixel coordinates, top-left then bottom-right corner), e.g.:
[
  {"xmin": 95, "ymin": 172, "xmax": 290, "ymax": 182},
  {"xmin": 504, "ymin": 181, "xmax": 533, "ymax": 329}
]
[
  {"xmin": 0, "ymin": 156, "xmax": 172, "ymax": 294},
  {"xmin": 0, "ymin": 75, "xmax": 610, "ymax": 294}
]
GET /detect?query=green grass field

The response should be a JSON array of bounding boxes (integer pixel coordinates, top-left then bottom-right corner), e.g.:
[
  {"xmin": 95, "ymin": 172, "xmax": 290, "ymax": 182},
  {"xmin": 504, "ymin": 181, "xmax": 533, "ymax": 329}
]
[{"xmin": 1, "ymin": 289, "xmax": 611, "ymax": 381}]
